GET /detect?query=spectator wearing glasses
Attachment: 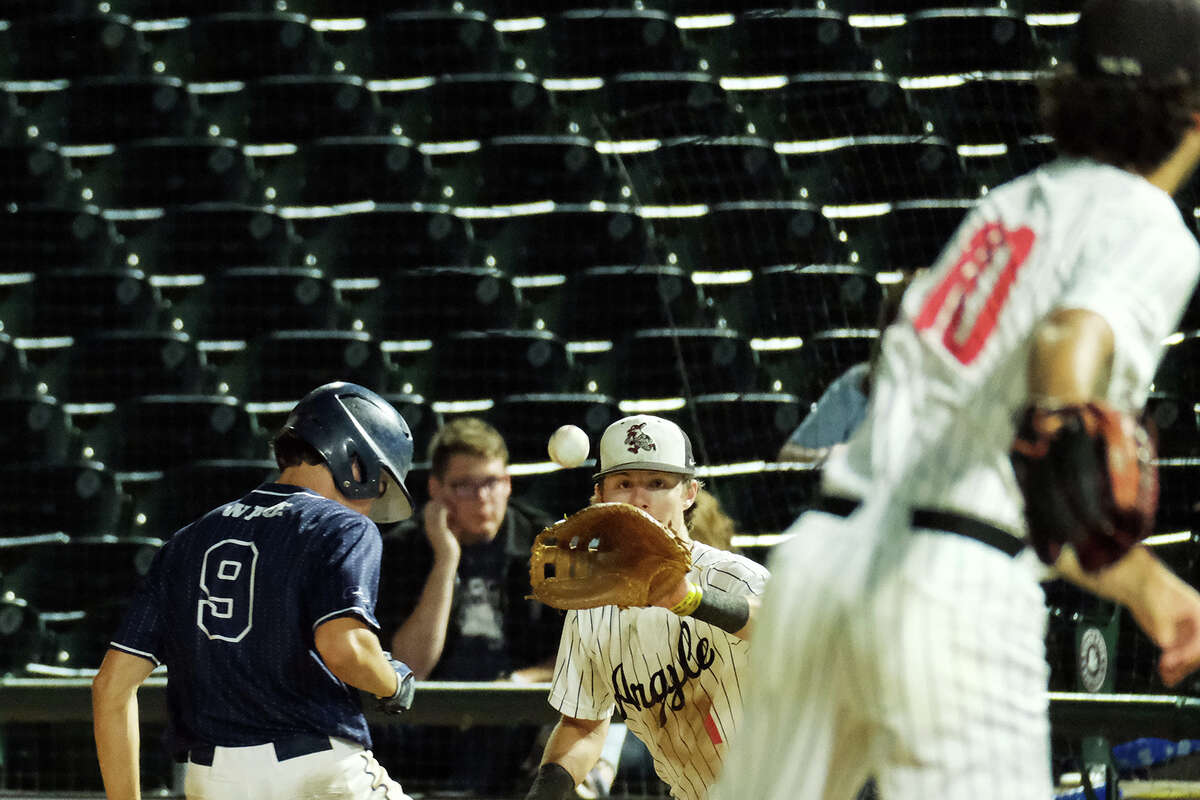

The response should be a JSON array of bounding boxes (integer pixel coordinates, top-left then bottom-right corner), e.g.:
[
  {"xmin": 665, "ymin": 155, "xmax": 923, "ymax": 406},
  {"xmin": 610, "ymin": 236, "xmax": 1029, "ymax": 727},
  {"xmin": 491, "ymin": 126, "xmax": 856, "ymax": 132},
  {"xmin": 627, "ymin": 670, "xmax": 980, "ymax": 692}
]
[{"xmin": 375, "ymin": 417, "xmax": 561, "ymax": 793}]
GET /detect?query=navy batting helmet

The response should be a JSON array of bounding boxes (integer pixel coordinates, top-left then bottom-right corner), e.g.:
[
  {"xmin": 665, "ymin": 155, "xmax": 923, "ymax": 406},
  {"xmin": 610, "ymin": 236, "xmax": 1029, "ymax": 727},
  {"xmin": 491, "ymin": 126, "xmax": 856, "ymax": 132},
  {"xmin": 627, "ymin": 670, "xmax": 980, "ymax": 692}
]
[{"xmin": 281, "ymin": 382, "xmax": 415, "ymax": 523}]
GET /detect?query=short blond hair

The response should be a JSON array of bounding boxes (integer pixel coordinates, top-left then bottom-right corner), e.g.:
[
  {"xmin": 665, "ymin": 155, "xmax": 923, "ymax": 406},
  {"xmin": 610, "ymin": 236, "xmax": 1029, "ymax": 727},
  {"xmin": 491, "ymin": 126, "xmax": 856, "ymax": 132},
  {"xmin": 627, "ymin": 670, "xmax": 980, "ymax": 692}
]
[{"xmin": 429, "ymin": 417, "xmax": 508, "ymax": 478}]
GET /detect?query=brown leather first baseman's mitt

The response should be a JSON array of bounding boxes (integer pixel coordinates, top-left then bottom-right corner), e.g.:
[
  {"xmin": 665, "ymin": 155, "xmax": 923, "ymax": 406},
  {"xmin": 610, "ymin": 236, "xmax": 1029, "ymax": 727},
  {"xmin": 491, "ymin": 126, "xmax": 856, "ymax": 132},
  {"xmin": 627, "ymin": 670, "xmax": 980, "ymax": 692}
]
[
  {"xmin": 1010, "ymin": 401, "xmax": 1158, "ymax": 572},
  {"xmin": 529, "ymin": 502, "xmax": 691, "ymax": 610}
]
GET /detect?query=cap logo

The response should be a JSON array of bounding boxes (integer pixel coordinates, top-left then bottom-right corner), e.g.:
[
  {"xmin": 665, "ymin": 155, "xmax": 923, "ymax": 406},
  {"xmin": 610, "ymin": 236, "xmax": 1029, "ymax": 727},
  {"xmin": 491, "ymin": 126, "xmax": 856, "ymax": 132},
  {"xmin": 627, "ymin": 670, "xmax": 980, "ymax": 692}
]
[{"xmin": 624, "ymin": 423, "xmax": 657, "ymax": 455}]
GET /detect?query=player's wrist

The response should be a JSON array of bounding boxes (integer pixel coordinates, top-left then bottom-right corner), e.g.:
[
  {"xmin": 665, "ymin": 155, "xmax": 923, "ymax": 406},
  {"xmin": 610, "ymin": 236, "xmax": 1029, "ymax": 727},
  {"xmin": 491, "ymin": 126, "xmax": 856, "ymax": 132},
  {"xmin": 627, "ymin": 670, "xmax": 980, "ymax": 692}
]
[
  {"xmin": 525, "ymin": 762, "xmax": 575, "ymax": 800},
  {"xmin": 669, "ymin": 580, "xmax": 703, "ymax": 615},
  {"xmin": 673, "ymin": 582, "xmax": 751, "ymax": 635}
]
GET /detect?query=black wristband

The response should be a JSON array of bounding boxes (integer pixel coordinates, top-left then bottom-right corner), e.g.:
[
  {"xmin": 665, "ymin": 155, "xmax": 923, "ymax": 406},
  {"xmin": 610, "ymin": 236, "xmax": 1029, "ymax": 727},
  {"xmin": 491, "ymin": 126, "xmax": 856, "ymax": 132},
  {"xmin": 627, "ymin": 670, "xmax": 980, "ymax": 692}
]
[
  {"xmin": 690, "ymin": 588, "xmax": 750, "ymax": 635},
  {"xmin": 525, "ymin": 762, "xmax": 575, "ymax": 800}
]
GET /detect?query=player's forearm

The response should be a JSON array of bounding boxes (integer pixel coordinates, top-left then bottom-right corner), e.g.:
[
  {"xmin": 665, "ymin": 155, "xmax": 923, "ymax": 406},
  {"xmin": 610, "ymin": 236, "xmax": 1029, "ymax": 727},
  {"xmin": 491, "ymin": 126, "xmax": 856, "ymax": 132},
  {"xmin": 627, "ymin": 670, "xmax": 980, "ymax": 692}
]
[
  {"xmin": 540, "ymin": 714, "xmax": 610, "ymax": 785},
  {"xmin": 1028, "ymin": 308, "xmax": 1115, "ymax": 402},
  {"xmin": 93, "ymin": 684, "xmax": 142, "ymax": 799},
  {"xmin": 1055, "ymin": 544, "xmax": 1163, "ymax": 609},
  {"xmin": 389, "ymin": 558, "xmax": 457, "ymax": 679},
  {"xmin": 316, "ymin": 620, "xmax": 400, "ymax": 698}
]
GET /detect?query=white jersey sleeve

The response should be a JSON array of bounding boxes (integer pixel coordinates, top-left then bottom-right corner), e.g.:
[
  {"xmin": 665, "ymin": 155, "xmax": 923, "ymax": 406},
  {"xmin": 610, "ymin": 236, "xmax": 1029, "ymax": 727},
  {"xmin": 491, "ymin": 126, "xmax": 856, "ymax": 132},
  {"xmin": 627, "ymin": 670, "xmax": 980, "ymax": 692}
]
[
  {"xmin": 547, "ymin": 608, "xmax": 616, "ymax": 721},
  {"xmin": 1060, "ymin": 207, "xmax": 1200, "ymax": 409}
]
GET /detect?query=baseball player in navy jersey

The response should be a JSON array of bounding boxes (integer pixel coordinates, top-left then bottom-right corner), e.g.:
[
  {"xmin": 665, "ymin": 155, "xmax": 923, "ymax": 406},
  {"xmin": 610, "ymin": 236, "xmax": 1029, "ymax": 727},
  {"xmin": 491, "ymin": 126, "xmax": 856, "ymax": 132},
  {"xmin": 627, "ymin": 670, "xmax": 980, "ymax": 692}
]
[
  {"xmin": 93, "ymin": 382, "xmax": 419, "ymax": 800},
  {"xmin": 525, "ymin": 415, "xmax": 770, "ymax": 800},
  {"xmin": 714, "ymin": 2, "xmax": 1200, "ymax": 798}
]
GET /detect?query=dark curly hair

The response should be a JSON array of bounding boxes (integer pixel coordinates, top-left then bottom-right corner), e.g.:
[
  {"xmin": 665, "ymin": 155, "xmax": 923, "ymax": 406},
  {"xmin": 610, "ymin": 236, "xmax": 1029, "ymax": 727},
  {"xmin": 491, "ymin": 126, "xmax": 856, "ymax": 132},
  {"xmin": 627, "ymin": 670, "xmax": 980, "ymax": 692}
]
[{"xmin": 1042, "ymin": 66, "xmax": 1200, "ymax": 173}]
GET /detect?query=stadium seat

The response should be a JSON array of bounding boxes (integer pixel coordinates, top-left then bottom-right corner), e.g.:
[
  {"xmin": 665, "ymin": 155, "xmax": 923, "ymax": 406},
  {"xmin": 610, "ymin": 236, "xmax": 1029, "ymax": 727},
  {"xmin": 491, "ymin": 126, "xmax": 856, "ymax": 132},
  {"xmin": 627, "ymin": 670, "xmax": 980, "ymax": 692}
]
[
  {"xmin": 784, "ymin": 135, "xmax": 978, "ymax": 205},
  {"xmin": 107, "ymin": 395, "xmax": 267, "ymax": 472},
  {"xmin": 705, "ymin": 464, "xmax": 822, "ymax": 534},
  {"xmin": 1153, "ymin": 331, "xmax": 1200, "ymax": 401},
  {"xmin": 794, "ymin": 327, "xmax": 878, "ymax": 399},
  {"xmin": 543, "ymin": 9, "xmax": 698, "ymax": 77},
  {"xmin": 39, "ymin": 599, "xmax": 132, "ymax": 671},
  {"xmin": 368, "ymin": 266, "xmax": 522, "ymax": 340},
  {"xmin": 877, "ymin": 9, "xmax": 1048, "ymax": 76},
  {"xmin": 597, "ymin": 72, "xmax": 749, "ymax": 139},
  {"xmin": 1156, "ymin": 459, "xmax": 1200, "ymax": 533},
  {"xmin": 658, "ymin": 201, "xmax": 846, "ymax": 269},
  {"xmin": 610, "ymin": 328, "xmax": 759, "ymax": 398},
  {"xmin": 491, "ymin": 392, "xmax": 620, "ymax": 464},
  {"xmin": 0, "ymin": 396, "xmax": 77, "ymax": 465},
  {"xmin": 297, "ymin": 206, "xmax": 473, "ymax": 278},
  {"xmin": 625, "ymin": 136, "xmax": 795, "ymax": 205},
  {"xmin": 473, "ymin": 206, "xmax": 655, "ymax": 276},
  {"xmin": 0, "ymin": 461, "xmax": 125, "ymax": 537},
  {"xmin": 0, "ymin": 89, "xmax": 26, "ymax": 146},
  {"xmin": 360, "ymin": 10, "xmax": 508, "ymax": 78},
  {"xmin": 0, "ymin": 0, "xmax": 99, "ymax": 19},
  {"xmin": 509, "ymin": 465, "xmax": 595, "ymax": 520},
  {"xmin": 432, "ymin": 329, "xmax": 574, "ymax": 401},
  {"xmin": 144, "ymin": 459, "xmax": 278, "ymax": 537},
  {"xmin": 57, "ymin": 76, "xmax": 203, "ymax": 145},
  {"xmin": 235, "ymin": 76, "xmax": 383, "ymax": 143},
  {"xmin": 723, "ymin": 9, "xmax": 875, "ymax": 75},
  {"xmin": 826, "ymin": 0, "xmax": 1005, "ymax": 10},
  {"xmin": 729, "ymin": 72, "xmax": 926, "ymax": 142},
  {"xmin": 62, "ymin": 331, "xmax": 213, "ymax": 403},
  {"xmin": 245, "ymin": 330, "xmax": 392, "ymax": 403},
  {"xmin": 748, "ymin": 264, "xmax": 884, "ymax": 339},
  {"xmin": 0, "ymin": 205, "xmax": 123, "ymax": 272},
  {"xmin": 0, "ymin": 142, "xmax": 79, "ymax": 205},
  {"xmin": 161, "ymin": 13, "xmax": 333, "ymax": 82},
  {"xmin": 1144, "ymin": 392, "xmax": 1200, "ymax": 459},
  {"xmin": 840, "ymin": 198, "xmax": 975, "ymax": 271},
  {"xmin": 909, "ymin": 76, "xmax": 1045, "ymax": 145},
  {"xmin": 115, "ymin": 0, "xmax": 272, "ymax": 13},
  {"xmin": 961, "ymin": 138, "xmax": 1057, "ymax": 191},
  {"xmin": 0, "ymin": 594, "xmax": 49, "ymax": 674},
  {"xmin": 29, "ymin": 268, "xmax": 169, "ymax": 337},
  {"xmin": 93, "ymin": 138, "xmax": 258, "ymax": 208},
  {"xmin": 273, "ymin": 136, "xmax": 434, "ymax": 206},
  {"xmin": 472, "ymin": 135, "xmax": 616, "ymax": 205},
  {"xmin": 0, "ymin": 333, "xmax": 36, "ymax": 399},
  {"xmin": 5, "ymin": 14, "xmax": 147, "ymax": 81},
  {"xmin": 690, "ymin": 392, "xmax": 804, "ymax": 464},
  {"xmin": 559, "ymin": 265, "xmax": 711, "ymax": 341},
  {"xmin": 0, "ymin": 535, "xmax": 160, "ymax": 613},
  {"xmin": 195, "ymin": 267, "xmax": 344, "ymax": 341},
  {"xmin": 126, "ymin": 204, "xmax": 301, "ymax": 276},
  {"xmin": 390, "ymin": 72, "xmax": 560, "ymax": 141}
]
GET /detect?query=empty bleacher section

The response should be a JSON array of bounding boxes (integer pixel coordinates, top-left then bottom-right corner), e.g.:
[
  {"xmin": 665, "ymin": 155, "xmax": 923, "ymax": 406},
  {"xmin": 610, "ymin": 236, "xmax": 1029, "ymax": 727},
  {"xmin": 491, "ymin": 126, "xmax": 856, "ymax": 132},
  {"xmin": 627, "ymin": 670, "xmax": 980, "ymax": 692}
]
[{"xmin": 1, "ymin": 2, "xmax": 1198, "ymax": 797}]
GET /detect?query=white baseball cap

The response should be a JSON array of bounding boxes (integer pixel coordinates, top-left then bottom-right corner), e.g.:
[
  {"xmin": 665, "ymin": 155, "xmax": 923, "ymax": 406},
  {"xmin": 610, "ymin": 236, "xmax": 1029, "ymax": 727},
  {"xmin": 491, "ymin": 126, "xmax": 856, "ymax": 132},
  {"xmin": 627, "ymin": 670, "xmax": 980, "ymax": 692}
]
[{"xmin": 592, "ymin": 415, "xmax": 697, "ymax": 481}]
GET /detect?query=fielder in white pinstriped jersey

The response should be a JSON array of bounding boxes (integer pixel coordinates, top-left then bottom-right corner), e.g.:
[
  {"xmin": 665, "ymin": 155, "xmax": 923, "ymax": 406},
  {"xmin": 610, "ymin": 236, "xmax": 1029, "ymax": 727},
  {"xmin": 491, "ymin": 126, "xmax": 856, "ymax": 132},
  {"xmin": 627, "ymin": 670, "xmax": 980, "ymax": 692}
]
[
  {"xmin": 525, "ymin": 415, "xmax": 769, "ymax": 800},
  {"xmin": 550, "ymin": 541, "xmax": 768, "ymax": 800},
  {"xmin": 714, "ymin": 2, "xmax": 1200, "ymax": 797}
]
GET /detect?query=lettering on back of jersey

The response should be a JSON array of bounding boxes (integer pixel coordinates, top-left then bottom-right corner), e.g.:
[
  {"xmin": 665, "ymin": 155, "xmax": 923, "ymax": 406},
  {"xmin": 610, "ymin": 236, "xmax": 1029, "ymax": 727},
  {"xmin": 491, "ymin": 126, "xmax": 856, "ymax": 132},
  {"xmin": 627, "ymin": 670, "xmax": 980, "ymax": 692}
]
[
  {"xmin": 222, "ymin": 501, "xmax": 293, "ymax": 521},
  {"xmin": 611, "ymin": 620, "xmax": 716, "ymax": 725}
]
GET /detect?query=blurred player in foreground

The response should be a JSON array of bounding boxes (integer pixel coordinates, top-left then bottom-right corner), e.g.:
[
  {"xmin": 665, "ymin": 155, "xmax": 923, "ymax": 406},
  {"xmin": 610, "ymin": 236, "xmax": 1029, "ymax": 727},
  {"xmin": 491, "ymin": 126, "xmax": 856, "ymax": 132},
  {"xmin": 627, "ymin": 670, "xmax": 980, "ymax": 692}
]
[
  {"xmin": 93, "ymin": 382, "xmax": 419, "ymax": 800},
  {"xmin": 715, "ymin": 1, "xmax": 1200, "ymax": 797},
  {"xmin": 525, "ymin": 415, "xmax": 770, "ymax": 800}
]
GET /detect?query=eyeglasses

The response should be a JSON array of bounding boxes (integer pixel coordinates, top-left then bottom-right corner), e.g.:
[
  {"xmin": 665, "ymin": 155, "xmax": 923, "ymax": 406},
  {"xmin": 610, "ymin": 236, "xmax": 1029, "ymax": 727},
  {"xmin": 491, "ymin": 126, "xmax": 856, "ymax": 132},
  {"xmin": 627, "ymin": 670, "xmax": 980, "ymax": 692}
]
[{"xmin": 446, "ymin": 476, "xmax": 508, "ymax": 498}]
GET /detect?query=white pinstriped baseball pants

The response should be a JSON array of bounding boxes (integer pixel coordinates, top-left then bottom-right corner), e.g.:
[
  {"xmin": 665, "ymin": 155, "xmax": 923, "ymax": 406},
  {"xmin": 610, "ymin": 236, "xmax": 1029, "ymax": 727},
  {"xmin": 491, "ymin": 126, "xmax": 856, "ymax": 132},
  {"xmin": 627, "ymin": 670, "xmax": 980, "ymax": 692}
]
[
  {"xmin": 713, "ymin": 503, "xmax": 1051, "ymax": 800},
  {"xmin": 184, "ymin": 737, "xmax": 411, "ymax": 800}
]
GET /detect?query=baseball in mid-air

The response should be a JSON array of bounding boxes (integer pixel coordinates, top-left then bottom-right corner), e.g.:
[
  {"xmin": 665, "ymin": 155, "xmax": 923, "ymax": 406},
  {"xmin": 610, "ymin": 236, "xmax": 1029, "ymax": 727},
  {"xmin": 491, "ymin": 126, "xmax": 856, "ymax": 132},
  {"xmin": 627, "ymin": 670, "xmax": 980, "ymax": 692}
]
[{"xmin": 548, "ymin": 424, "xmax": 590, "ymax": 468}]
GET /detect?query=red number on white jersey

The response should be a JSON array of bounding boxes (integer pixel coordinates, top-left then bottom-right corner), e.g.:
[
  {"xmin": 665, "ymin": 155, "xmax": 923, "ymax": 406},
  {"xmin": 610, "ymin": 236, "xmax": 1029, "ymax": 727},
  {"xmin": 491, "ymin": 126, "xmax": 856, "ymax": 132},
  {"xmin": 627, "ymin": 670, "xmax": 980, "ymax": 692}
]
[{"xmin": 913, "ymin": 222, "xmax": 1035, "ymax": 364}]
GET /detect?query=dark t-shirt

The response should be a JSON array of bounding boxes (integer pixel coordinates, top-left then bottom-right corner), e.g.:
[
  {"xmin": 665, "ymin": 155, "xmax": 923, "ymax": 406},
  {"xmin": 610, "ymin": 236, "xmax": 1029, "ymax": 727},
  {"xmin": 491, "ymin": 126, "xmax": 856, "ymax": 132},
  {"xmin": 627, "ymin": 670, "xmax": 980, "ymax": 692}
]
[
  {"xmin": 376, "ymin": 498, "xmax": 562, "ymax": 680},
  {"xmin": 111, "ymin": 483, "xmax": 383, "ymax": 754}
]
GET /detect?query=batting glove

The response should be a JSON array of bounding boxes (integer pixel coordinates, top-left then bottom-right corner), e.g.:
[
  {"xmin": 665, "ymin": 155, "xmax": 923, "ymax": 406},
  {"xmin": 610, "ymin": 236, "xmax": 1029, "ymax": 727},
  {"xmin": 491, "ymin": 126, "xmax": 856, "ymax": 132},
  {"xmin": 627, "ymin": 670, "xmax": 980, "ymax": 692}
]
[{"xmin": 377, "ymin": 652, "xmax": 416, "ymax": 715}]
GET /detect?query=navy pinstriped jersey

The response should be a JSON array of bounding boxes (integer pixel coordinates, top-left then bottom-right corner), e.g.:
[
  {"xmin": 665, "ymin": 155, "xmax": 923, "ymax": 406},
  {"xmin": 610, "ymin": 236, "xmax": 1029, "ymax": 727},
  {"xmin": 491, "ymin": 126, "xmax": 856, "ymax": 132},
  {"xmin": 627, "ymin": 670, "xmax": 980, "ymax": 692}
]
[{"xmin": 111, "ymin": 483, "xmax": 384, "ymax": 754}]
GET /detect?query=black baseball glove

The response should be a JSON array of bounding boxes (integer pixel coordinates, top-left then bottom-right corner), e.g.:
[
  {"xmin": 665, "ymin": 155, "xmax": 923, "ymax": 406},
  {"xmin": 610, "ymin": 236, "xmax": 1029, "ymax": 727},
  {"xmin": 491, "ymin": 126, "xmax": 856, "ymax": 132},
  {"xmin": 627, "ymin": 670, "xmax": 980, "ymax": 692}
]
[{"xmin": 1010, "ymin": 401, "xmax": 1158, "ymax": 572}]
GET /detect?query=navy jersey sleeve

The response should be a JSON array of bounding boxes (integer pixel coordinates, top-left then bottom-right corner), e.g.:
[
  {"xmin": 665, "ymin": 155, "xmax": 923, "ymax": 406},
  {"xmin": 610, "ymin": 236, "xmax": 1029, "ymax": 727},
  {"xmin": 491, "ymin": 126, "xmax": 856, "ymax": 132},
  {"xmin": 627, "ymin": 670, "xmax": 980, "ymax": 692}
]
[
  {"xmin": 307, "ymin": 512, "xmax": 384, "ymax": 633},
  {"xmin": 110, "ymin": 541, "xmax": 171, "ymax": 666}
]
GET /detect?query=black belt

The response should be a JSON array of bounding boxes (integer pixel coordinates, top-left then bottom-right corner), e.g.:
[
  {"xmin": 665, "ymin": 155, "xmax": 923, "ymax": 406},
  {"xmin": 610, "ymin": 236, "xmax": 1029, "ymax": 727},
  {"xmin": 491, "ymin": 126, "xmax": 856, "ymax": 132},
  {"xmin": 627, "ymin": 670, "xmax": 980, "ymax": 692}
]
[
  {"xmin": 816, "ymin": 495, "xmax": 1025, "ymax": 558},
  {"xmin": 186, "ymin": 732, "xmax": 334, "ymax": 766}
]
